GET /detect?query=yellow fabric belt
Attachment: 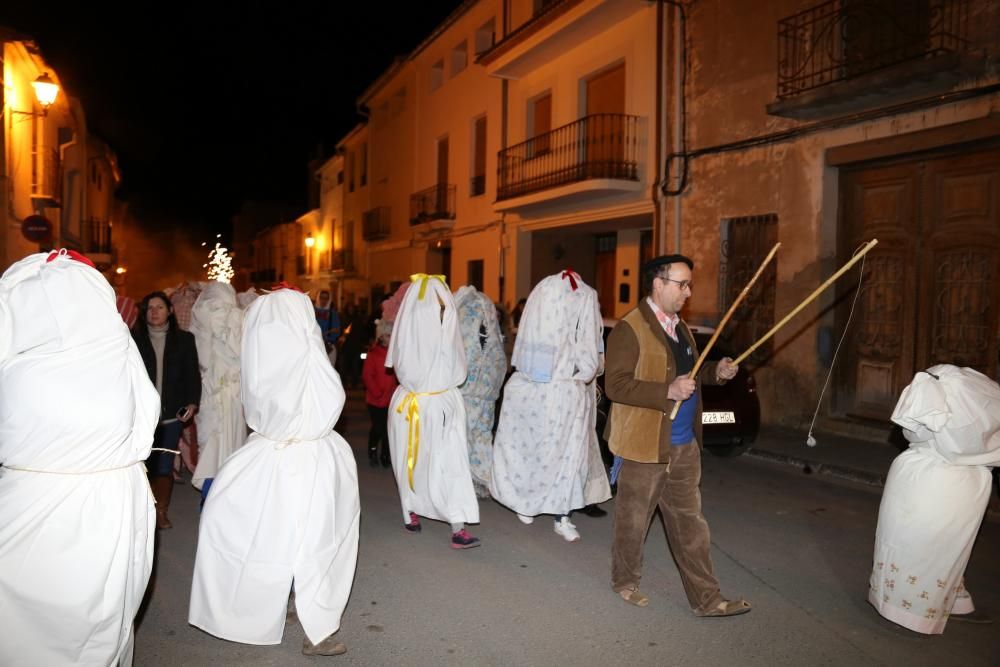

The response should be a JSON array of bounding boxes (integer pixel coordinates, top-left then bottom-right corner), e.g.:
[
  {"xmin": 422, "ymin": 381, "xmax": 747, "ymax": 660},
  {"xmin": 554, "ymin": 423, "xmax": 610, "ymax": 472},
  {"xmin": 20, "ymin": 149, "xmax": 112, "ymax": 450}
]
[
  {"xmin": 410, "ymin": 273, "xmax": 446, "ymax": 300},
  {"xmin": 396, "ymin": 389, "xmax": 447, "ymax": 490}
]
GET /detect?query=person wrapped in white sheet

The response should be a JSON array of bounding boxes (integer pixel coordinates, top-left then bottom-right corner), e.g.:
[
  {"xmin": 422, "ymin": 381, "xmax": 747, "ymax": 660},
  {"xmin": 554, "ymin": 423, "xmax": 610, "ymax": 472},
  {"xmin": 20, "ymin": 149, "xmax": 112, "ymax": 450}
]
[
  {"xmin": 386, "ymin": 274, "xmax": 481, "ymax": 548},
  {"xmin": 491, "ymin": 270, "xmax": 611, "ymax": 542},
  {"xmin": 189, "ymin": 281, "xmax": 246, "ymax": 501},
  {"xmin": 454, "ymin": 285, "xmax": 507, "ymax": 498},
  {"xmin": 869, "ymin": 364, "xmax": 1000, "ymax": 634},
  {"xmin": 0, "ymin": 250, "xmax": 160, "ymax": 666},
  {"xmin": 189, "ymin": 285, "xmax": 360, "ymax": 656}
]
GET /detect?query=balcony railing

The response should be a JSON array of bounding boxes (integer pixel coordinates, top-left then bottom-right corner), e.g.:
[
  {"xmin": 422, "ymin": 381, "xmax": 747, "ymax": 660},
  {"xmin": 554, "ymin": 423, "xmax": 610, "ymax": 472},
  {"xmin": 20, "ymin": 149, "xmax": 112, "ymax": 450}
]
[
  {"xmin": 31, "ymin": 147, "xmax": 61, "ymax": 204},
  {"xmin": 86, "ymin": 218, "xmax": 113, "ymax": 254},
  {"xmin": 409, "ymin": 184, "xmax": 456, "ymax": 225},
  {"xmin": 776, "ymin": 0, "xmax": 970, "ymax": 100},
  {"xmin": 362, "ymin": 207, "xmax": 391, "ymax": 240},
  {"xmin": 331, "ymin": 248, "xmax": 356, "ymax": 273},
  {"xmin": 497, "ymin": 113, "xmax": 639, "ymax": 201}
]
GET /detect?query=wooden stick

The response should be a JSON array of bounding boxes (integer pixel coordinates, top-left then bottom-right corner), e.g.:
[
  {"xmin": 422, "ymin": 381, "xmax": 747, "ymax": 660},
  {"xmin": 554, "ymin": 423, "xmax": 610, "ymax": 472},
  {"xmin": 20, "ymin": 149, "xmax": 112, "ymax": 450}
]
[
  {"xmin": 669, "ymin": 242, "xmax": 781, "ymax": 419},
  {"xmin": 732, "ymin": 239, "xmax": 878, "ymax": 366}
]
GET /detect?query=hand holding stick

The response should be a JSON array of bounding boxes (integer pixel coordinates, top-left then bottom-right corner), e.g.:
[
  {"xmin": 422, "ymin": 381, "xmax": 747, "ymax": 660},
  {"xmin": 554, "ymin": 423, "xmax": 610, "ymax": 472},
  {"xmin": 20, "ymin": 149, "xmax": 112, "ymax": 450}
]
[
  {"xmin": 669, "ymin": 242, "xmax": 781, "ymax": 420},
  {"xmin": 732, "ymin": 239, "xmax": 879, "ymax": 366}
]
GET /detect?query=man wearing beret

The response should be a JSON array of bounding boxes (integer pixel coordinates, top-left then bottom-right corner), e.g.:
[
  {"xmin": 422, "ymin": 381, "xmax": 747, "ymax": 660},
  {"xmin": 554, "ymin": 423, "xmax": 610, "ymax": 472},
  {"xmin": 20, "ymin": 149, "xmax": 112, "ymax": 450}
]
[{"xmin": 604, "ymin": 254, "xmax": 752, "ymax": 617}]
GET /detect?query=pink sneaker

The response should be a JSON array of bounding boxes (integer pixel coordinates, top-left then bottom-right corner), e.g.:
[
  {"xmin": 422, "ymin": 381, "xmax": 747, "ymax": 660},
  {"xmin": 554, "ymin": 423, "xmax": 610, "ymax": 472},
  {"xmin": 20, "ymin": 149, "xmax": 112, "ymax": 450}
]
[
  {"xmin": 404, "ymin": 512, "xmax": 421, "ymax": 533},
  {"xmin": 450, "ymin": 529, "xmax": 481, "ymax": 549}
]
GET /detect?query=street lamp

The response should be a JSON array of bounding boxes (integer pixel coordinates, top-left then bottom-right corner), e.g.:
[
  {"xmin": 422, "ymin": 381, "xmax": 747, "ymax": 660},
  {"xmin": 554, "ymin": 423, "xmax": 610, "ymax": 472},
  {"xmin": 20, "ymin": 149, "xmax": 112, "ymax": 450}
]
[
  {"xmin": 11, "ymin": 73, "xmax": 60, "ymax": 117},
  {"xmin": 304, "ymin": 233, "xmax": 316, "ymax": 249}
]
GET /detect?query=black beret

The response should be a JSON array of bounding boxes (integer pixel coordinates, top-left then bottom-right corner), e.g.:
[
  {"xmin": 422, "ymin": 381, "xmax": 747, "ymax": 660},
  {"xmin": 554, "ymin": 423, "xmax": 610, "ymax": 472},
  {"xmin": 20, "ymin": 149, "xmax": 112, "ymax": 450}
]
[{"xmin": 642, "ymin": 254, "xmax": 694, "ymax": 274}]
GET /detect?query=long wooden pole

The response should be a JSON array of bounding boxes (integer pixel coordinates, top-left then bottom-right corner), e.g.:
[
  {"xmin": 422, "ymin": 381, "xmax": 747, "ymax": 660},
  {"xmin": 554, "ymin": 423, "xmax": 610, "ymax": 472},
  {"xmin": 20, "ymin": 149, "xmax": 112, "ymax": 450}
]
[
  {"xmin": 669, "ymin": 242, "xmax": 781, "ymax": 419},
  {"xmin": 731, "ymin": 239, "xmax": 878, "ymax": 366}
]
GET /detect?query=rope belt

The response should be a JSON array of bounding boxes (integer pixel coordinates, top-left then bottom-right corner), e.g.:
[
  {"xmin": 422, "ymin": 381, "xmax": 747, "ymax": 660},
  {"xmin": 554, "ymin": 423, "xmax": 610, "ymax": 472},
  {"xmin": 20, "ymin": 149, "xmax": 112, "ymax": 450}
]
[
  {"xmin": 396, "ymin": 389, "xmax": 447, "ymax": 490},
  {"xmin": 2, "ymin": 448, "xmax": 179, "ymax": 475}
]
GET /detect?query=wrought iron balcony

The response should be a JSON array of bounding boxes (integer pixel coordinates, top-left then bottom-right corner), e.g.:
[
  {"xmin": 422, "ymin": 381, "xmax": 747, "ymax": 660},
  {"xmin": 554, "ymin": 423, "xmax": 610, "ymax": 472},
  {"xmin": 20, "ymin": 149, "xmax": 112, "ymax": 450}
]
[
  {"xmin": 409, "ymin": 184, "xmax": 456, "ymax": 226},
  {"xmin": 362, "ymin": 206, "xmax": 391, "ymax": 240},
  {"xmin": 331, "ymin": 248, "xmax": 356, "ymax": 273},
  {"xmin": 85, "ymin": 218, "xmax": 113, "ymax": 255},
  {"xmin": 497, "ymin": 113, "xmax": 639, "ymax": 202},
  {"xmin": 775, "ymin": 0, "xmax": 971, "ymax": 101}
]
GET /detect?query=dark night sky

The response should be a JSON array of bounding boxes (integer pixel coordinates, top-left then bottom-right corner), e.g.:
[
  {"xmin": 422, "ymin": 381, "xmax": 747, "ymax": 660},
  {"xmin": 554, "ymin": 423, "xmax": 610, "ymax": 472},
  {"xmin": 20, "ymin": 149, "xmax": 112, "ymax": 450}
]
[{"xmin": 1, "ymin": 2, "xmax": 461, "ymax": 236}]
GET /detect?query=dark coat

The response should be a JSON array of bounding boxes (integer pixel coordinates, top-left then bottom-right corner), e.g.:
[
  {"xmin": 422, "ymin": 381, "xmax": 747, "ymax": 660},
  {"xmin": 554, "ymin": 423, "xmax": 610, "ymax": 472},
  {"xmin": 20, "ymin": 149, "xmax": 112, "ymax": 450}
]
[{"xmin": 133, "ymin": 327, "xmax": 202, "ymax": 421}]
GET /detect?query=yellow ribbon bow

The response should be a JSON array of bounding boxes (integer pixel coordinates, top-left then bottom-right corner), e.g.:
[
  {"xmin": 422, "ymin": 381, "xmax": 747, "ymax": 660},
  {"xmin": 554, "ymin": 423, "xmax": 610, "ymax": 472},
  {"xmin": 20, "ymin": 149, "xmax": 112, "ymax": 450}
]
[
  {"xmin": 396, "ymin": 389, "xmax": 446, "ymax": 490},
  {"xmin": 410, "ymin": 273, "xmax": 447, "ymax": 300}
]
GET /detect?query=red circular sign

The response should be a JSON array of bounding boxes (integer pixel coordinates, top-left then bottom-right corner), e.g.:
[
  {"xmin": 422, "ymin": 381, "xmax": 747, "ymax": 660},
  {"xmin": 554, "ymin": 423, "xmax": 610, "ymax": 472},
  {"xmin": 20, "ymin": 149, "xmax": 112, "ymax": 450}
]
[{"xmin": 21, "ymin": 215, "xmax": 53, "ymax": 243}]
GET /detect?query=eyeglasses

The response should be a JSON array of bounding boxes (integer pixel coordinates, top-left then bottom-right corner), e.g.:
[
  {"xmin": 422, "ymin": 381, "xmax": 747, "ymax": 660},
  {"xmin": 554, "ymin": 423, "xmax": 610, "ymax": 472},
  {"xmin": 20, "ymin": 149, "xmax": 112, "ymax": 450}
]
[{"xmin": 658, "ymin": 276, "xmax": 693, "ymax": 291}]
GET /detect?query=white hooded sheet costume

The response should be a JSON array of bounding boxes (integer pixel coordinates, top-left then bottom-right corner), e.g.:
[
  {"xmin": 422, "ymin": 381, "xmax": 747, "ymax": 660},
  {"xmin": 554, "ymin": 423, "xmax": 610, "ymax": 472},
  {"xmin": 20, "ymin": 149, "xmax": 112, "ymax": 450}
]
[
  {"xmin": 0, "ymin": 250, "xmax": 160, "ymax": 666},
  {"xmin": 386, "ymin": 274, "xmax": 479, "ymax": 525},
  {"xmin": 189, "ymin": 281, "xmax": 246, "ymax": 491},
  {"xmin": 189, "ymin": 287, "xmax": 360, "ymax": 646},
  {"xmin": 491, "ymin": 271, "xmax": 611, "ymax": 516},
  {"xmin": 869, "ymin": 364, "xmax": 1000, "ymax": 634}
]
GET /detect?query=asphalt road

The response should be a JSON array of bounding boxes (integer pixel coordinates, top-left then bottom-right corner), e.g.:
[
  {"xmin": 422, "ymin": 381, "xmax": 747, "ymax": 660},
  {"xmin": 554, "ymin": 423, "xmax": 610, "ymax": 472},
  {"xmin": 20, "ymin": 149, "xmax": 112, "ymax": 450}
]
[{"xmin": 134, "ymin": 393, "xmax": 1000, "ymax": 666}]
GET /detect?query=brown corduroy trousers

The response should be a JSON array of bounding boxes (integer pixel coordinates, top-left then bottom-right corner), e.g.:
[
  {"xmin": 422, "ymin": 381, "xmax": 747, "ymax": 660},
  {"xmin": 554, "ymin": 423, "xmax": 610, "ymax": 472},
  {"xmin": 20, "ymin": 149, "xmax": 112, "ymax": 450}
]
[{"xmin": 611, "ymin": 441, "xmax": 723, "ymax": 614}]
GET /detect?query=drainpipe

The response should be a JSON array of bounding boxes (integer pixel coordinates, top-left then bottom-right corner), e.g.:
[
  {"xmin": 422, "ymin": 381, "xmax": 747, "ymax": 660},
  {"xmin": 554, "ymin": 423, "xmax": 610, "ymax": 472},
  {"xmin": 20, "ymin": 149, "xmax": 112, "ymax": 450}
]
[
  {"xmin": 498, "ymin": 77, "xmax": 509, "ymax": 306},
  {"xmin": 671, "ymin": 1, "xmax": 684, "ymax": 254},
  {"xmin": 650, "ymin": 0, "xmax": 665, "ymax": 256}
]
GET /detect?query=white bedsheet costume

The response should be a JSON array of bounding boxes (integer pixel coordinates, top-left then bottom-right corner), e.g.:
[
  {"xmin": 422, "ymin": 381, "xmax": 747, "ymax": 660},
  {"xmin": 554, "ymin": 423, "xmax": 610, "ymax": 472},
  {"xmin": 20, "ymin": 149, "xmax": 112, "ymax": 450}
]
[
  {"xmin": 386, "ymin": 274, "xmax": 478, "ymax": 525},
  {"xmin": 491, "ymin": 271, "xmax": 611, "ymax": 516},
  {"xmin": 189, "ymin": 287, "xmax": 359, "ymax": 646},
  {"xmin": 189, "ymin": 281, "xmax": 246, "ymax": 490},
  {"xmin": 869, "ymin": 364, "xmax": 1000, "ymax": 634},
  {"xmin": 0, "ymin": 251, "xmax": 159, "ymax": 666}
]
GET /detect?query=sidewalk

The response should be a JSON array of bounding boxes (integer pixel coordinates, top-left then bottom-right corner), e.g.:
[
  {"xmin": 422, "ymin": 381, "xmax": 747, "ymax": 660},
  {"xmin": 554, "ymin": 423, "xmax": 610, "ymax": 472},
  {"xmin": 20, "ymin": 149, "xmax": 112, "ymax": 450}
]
[{"xmin": 747, "ymin": 425, "xmax": 1000, "ymax": 521}]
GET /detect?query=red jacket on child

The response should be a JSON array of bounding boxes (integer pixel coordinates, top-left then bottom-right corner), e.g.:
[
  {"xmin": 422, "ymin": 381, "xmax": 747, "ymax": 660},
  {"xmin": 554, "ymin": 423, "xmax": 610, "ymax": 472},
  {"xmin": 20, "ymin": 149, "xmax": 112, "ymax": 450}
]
[{"xmin": 361, "ymin": 343, "xmax": 397, "ymax": 408}]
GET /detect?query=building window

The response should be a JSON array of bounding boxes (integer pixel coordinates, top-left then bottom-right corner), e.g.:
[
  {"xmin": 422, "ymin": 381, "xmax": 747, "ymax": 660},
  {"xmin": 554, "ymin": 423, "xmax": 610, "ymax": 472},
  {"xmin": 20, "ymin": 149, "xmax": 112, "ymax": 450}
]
[
  {"xmin": 719, "ymin": 214, "xmax": 778, "ymax": 364},
  {"xmin": 475, "ymin": 18, "xmax": 496, "ymax": 55},
  {"xmin": 451, "ymin": 41, "xmax": 468, "ymax": 76},
  {"xmin": 471, "ymin": 115, "xmax": 487, "ymax": 197},
  {"xmin": 468, "ymin": 259, "xmax": 484, "ymax": 292},
  {"xmin": 348, "ymin": 151, "xmax": 355, "ymax": 193},
  {"xmin": 360, "ymin": 142, "xmax": 368, "ymax": 188},
  {"xmin": 337, "ymin": 170, "xmax": 344, "ymax": 185},
  {"xmin": 430, "ymin": 60, "xmax": 445, "ymax": 92},
  {"xmin": 529, "ymin": 92, "xmax": 552, "ymax": 155}
]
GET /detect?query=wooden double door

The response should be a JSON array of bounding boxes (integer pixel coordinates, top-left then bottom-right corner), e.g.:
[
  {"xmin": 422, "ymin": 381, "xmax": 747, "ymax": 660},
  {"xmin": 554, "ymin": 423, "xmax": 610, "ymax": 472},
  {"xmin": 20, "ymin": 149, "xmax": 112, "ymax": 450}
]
[{"xmin": 837, "ymin": 146, "xmax": 1000, "ymax": 420}]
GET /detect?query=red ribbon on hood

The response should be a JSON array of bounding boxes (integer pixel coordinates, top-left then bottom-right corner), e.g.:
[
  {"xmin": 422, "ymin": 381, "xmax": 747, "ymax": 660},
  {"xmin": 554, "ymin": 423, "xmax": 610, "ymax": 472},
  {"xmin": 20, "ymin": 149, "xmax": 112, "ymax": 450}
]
[
  {"xmin": 561, "ymin": 268, "xmax": 578, "ymax": 291},
  {"xmin": 46, "ymin": 248, "xmax": 96, "ymax": 268},
  {"xmin": 270, "ymin": 281, "xmax": 303, "ymax": 293}
]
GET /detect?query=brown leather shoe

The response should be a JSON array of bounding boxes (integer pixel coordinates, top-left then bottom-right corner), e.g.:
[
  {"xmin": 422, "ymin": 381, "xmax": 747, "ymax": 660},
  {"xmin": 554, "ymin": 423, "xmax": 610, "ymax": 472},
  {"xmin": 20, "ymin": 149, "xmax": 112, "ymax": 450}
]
[
  {"xmin": 150, "ymin": 476, "xmax": 174, "ymax": 530},
  {"xmin": 302, "ymin": 635, "xmax": 347, "ymax": 656}
]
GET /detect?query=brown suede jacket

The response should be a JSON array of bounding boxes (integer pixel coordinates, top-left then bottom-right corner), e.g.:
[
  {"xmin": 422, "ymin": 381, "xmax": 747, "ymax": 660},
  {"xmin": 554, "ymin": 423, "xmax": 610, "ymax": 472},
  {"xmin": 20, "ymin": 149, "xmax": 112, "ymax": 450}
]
[{"xmin": 604, "ymin": 300, "xmax": 723, "ymax": 464}]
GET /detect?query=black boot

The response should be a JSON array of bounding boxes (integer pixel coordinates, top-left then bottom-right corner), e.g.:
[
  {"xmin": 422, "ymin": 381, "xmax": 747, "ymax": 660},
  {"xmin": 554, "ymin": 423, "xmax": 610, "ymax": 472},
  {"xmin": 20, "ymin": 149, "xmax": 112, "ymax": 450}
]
[{"xmin": 368, "ymin": 446, "xmax": 378, "ymax": 467}]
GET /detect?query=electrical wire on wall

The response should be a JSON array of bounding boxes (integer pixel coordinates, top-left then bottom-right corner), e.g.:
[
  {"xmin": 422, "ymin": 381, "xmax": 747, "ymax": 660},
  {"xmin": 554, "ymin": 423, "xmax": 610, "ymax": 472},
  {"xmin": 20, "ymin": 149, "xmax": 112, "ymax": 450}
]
[{"xmin": 660, "ymin": 0, "xmax": 690, "ymax": 198}]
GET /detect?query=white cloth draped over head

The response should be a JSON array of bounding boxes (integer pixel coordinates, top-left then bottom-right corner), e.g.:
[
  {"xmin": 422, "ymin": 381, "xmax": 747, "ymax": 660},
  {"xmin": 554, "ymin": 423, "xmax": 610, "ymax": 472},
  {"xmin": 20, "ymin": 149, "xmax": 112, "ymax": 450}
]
[
  {"xmin": 491, "ymin": 271, "xmax": 610, "ymax": 516},
  {"xmin": 189, "ymin": 287, "xmax": 359, "ymax": 646},
  {"xmin": 890, "ymin": 364, "xmax": 1000, "ymax": 466},
  {"xmin": 0, "ymin": 251, "xmax": 160, "ymax": 666},
  {"xmin": 454, "ymin": 285, "xmax": 507, "ymax": 495},
  {"xmin": 189, "ymin": 281, "xmax": 247, "ymax": 490},
  {"xmin": 869, "ymin": 364, "xmax": 1000, "ymax": 634},
  {"xmin": 385, "ymin": 275, "xmax": 478, "ymax": 524}
]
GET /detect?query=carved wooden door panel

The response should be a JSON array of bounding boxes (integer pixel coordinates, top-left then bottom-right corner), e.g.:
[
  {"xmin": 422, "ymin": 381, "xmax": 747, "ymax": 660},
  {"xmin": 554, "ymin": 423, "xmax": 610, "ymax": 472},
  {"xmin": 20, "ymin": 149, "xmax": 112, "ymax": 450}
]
[
  {"xmin": 918, "ymin": 150, "xmax": 1000, "ymax": 378},
  {"xmin": 838, "ymin": 162, "xmax": 920, "ymax": 419},
  {"xmin": 837, "ymin": 148, "xmax": 1000, "ymax": 420}
]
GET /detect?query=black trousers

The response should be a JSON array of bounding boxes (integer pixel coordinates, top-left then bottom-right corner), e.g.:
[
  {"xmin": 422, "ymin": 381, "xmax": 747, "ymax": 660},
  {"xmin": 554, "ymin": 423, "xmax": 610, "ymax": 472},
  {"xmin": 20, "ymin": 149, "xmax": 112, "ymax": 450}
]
[{"xmin": 367, "ymin": 405, "xmax": 390, "ymax": 457}]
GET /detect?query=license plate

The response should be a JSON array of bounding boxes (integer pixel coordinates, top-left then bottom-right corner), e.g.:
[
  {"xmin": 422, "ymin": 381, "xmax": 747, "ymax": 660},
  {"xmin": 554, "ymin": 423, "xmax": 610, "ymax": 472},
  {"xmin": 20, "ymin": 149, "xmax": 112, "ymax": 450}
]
[{"xmin": 702, "ymin": 411, "xmax": 735, "ymax": 424}]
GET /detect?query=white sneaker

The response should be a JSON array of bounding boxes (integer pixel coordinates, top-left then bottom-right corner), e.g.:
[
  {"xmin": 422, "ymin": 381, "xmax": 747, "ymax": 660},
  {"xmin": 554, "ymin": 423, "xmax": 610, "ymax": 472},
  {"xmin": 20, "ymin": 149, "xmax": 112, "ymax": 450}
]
[
  {"xmin": 517, "ymin": 513, "xmax": 534, "ymax": 525},
  {"xmin": 554, "ymin": 517, "xmax": 580, "ymax": 542}
]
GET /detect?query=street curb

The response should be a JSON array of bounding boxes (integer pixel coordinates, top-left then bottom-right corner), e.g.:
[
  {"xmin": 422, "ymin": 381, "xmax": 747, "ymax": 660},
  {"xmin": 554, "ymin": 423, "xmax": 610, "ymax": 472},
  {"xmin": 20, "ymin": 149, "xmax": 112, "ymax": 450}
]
[
  {"xmin": 743, "ymin": 447, "xmax": 886, "ymax": 487},
  {"xmin": 743, "ymin": 447, "xmax": 1000, "ymax": 524}
]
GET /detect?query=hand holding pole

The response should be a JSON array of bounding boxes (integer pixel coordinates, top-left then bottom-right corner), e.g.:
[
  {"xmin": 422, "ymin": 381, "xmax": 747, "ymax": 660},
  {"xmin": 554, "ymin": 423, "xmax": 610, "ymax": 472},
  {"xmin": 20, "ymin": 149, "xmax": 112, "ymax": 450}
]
[{"xmin": 669, "ymin": 242, "xmax": 781, "ymax": 420}]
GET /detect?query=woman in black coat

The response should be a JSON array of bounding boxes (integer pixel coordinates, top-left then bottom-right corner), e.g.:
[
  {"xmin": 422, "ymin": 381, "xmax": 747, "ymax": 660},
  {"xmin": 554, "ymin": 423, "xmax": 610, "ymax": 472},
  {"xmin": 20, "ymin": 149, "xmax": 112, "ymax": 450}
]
[{"xmin": 132, "ymin": 291, "xmax": 202, "ymax": 529}]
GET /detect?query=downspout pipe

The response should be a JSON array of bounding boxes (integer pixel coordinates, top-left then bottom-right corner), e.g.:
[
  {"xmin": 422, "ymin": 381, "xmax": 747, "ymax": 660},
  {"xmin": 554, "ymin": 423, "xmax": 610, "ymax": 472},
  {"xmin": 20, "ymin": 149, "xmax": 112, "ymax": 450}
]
[{"xmin": 650, "ymin": 0, "xmax": 665, "ymax": 256}]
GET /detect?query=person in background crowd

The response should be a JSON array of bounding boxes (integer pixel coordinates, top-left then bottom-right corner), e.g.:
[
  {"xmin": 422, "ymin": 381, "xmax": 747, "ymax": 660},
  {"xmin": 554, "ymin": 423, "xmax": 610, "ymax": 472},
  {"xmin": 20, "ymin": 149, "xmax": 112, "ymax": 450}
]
[
  {"xmin": 362, "ymin": 319, "xmax": 397, "ymax": 468},
  {"xmin": 340, "ymin": 305, "xmax": 371, "ymax": 389},
  {"xmin": 0, "ymin": 250, "xmax": 160, "ymax": 665},
  {"xmin": 133, "ymin": 291, "xmax": 202, "ymax": 529},
  {"xmin": 315, "ymin": 289, "xmax": 341, "ymax": 353}
]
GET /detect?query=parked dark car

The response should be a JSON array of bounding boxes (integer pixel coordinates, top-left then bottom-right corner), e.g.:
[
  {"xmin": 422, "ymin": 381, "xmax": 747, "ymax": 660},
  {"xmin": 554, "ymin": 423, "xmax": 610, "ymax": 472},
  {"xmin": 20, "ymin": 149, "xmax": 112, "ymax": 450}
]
[{"xmin": 596, "ymin": 321, "xmax": 760, "ymax": 457}]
